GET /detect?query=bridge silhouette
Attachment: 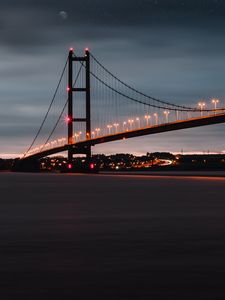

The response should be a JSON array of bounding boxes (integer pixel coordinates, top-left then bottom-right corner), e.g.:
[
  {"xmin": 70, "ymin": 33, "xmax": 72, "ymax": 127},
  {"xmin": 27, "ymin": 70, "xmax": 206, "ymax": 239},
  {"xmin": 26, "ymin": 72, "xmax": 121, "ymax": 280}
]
[{"xmin": 20, "ymin": 48, "xmax": 225, "ymax": 168}]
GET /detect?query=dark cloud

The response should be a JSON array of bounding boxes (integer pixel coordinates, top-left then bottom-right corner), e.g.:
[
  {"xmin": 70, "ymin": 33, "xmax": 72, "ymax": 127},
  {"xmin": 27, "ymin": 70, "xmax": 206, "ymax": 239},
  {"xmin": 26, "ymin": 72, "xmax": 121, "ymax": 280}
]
[
  {"xmin": 1, "ymin": 0, "xmax": 225, "ymax": 50},
  {"xmin": 1, "ymin": 0, "xmax": 225, "ymax": 156}
]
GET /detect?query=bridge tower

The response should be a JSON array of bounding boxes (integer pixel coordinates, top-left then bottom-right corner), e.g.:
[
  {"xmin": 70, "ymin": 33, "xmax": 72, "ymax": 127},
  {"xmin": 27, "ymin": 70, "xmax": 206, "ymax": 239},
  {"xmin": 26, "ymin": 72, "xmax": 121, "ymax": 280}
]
[{"xmin": 67, "ymin": 48, "xmax": 91, "ymax": 163}]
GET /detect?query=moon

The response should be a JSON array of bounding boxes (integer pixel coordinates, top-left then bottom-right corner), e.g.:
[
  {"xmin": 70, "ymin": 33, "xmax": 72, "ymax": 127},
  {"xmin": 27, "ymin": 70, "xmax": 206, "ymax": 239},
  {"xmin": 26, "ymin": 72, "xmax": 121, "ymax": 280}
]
[{"xmin": 59, "ymin": 11, "xmax": 68, "ymax": 20}]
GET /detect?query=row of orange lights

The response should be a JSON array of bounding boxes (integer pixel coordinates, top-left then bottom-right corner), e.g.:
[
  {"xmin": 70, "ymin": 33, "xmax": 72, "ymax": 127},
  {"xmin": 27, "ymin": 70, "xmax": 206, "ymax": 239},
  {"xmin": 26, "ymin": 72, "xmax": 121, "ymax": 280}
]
[
  {"xmin": 26, "ymin": 98, "xmax": 222, "ymax": 156},
  {"xmin": 198, "ymin": 98, "xmax": 220, "ymax": 109},
  {"xmin": 27, "ymin": 102, "xmax": 220, "ymax": 153}
]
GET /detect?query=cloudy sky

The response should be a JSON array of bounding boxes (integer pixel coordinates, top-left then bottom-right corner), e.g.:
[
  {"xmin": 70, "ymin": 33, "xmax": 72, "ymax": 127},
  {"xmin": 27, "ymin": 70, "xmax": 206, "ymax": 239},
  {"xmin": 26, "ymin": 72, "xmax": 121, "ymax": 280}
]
[{"xmin": 1, "ymin": 0, "xmax": 225, "ymax": 157}]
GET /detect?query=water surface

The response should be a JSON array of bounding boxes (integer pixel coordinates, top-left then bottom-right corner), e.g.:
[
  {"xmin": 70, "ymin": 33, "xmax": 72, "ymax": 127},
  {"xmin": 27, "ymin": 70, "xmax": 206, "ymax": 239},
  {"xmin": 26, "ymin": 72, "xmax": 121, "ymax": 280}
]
[{"xmin": 1, "ymin": 173, "xmax": 225, "ymax": 299}]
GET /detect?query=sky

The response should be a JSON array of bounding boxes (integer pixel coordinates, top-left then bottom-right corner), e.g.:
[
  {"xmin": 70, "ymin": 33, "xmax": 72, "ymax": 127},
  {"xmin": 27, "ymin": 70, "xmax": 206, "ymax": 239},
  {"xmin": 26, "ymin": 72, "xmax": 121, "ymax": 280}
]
[{"xmin": 1, "ymin": 0, "xmax": 225, "ymax": 157}]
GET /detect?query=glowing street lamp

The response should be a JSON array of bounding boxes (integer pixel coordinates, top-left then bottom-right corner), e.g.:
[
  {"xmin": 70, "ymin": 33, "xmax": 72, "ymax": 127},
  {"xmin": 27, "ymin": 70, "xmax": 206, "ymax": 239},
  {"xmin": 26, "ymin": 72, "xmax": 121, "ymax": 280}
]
[
  {"xmin": 163, "ymin": 111, "xmax": 170, "ymax": 123},
  {"xmin": 76, "ymin": 132, "xmax": 80, "ymax": 141},
  {"xmin": 144, "ymin": 115, "xmax": 151, "ymax": 126},
  {"xmin": 79, "ymin": 131, "xmax": 83, "ymax": 140},
  {"xmin": 153, "ymin": 113, "xmax": 158, "ymax": 125},
  {"xmin": 198, "ymin": 102, "xmax": 206, "ymax": 117},
  {"xmin": 107, "ymin": 124, "xmax": 113, "ymax": 134},
  {"xmin": 86, "ymin": 132, "xmax": 90, "ymax": 140},
  {"xmin": 113, "ymin": 123, "xmax": 119, "ymax": 133},
  {"xmin": 73, "ymin": 133, "xmax": 79, "ymax": 142},
  {"xmin": 136, "ymin": 117, "xmax": 141, "ymax": 128},
  {"xmin": 74, "ymin": 132, "xmax": 82, "ymax": 141},
  {"xmin": 212, "ymin": 98, "xmax": 219, "ymax": 112},
  {"xmin": 128, "ymin": 119, "xmax": 134, "ymax": 130},
  {"xmin": 95, "ymin": 128, "xmax": 101, "ymax": 136}
]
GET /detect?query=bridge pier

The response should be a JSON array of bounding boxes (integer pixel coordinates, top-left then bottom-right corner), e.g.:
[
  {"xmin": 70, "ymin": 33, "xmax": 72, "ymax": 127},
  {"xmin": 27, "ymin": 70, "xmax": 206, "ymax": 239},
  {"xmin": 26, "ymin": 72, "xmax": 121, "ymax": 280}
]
[{"xmin": 64, "ymin": 145, "xmax": 97, "ymax": 173}]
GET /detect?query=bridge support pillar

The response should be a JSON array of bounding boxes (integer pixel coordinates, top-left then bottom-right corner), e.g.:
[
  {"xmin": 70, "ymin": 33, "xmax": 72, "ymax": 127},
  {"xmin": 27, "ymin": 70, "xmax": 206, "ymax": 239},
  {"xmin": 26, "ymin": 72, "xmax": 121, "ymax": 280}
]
[
  {"xmin": 68, "ymin": 49, "xmax": 73, "ymax": 162},
  {"xmin": 85, "ymin": 49, "xmax": 91, "ymax": 160},
  {"xmin": 67, "ymin": 48, "xmax": 91, "ymax": 163}
]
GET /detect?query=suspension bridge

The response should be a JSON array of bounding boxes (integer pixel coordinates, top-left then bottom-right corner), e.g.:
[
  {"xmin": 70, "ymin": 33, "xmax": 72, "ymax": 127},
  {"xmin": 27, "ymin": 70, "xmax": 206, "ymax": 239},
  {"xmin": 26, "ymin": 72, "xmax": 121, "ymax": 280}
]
[{"xmin": 18, "ymin": 48, "xmax": 225, "ymax": 170}]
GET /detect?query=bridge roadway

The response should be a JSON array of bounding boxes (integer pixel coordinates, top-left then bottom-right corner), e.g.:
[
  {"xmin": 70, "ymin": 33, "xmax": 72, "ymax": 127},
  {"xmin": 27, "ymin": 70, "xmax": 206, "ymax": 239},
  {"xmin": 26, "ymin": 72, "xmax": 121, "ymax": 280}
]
[{"xmin": 23, "ymin": 112, "xmax": 225, "ymax": 160}]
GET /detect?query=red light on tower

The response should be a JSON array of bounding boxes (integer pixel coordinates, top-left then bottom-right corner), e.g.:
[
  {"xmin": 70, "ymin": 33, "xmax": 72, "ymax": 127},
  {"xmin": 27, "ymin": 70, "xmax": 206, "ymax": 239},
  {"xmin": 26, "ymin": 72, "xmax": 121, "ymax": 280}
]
[{"xmin": 65, "ymin": 116, "xmax": 72, "ymax": 123}]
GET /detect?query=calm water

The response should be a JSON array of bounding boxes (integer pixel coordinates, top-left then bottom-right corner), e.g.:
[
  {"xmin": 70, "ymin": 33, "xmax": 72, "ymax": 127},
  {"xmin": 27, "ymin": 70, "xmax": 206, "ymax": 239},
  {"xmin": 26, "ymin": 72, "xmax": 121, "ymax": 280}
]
[{"xmin": 1, "ymin": 172, "xmax": 225, "ymax": 299}]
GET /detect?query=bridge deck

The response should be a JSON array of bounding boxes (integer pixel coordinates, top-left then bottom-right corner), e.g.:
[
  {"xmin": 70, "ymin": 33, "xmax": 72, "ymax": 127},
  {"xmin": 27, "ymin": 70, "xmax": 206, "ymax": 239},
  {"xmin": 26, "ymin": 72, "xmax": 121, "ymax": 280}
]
[{"xmin": 23, "ymin": 112, "xmax": 225, "ymax": 160}]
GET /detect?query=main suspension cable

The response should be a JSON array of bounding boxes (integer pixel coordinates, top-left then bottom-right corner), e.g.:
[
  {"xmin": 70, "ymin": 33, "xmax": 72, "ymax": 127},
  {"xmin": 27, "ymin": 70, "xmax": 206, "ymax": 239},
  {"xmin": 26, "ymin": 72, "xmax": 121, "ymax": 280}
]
[
  {"xmin": 39, "ymin": 63, "xmax": 84, "ymax": 152},
  {"xmin": 90, "ymin": 70, "xmax": 217, "ymax": 112},
  {"xmin": 78, "ymin": 53, "xmax": 223, "ymax": 113},
  {"xmin": 23, "ymin": 58, "xmax": 68, "ymax": 157},
  {"xmin": 90, "ymin": 52, "xmax": 197, "ymax": 111}
]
